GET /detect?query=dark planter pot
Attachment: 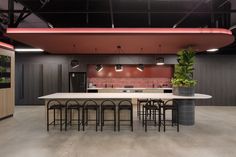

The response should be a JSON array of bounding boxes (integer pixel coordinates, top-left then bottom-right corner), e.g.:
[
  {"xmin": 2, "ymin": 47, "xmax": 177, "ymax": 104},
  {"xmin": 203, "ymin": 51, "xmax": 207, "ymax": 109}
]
[{"xmin": 172, "ymin": 86, "xmax": 195, "ymax": 96}]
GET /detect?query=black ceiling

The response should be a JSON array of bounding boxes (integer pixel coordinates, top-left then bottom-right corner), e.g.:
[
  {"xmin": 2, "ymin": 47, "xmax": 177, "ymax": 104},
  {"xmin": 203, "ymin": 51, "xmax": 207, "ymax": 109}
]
[
  {"xmin": 16, "ymin": 0, "xmax": 232, "ymax": 28},
  {"xmin": 1, "ymin": 0, "xmax": 236, "ymax": 54}
]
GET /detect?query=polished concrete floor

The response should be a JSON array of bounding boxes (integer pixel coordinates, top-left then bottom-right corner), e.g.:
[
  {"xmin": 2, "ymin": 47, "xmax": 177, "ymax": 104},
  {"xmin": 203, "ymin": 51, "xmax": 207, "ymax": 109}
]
[{"xmin": 0, "ymin": 106, "xmax": 236, "ymax": 157}]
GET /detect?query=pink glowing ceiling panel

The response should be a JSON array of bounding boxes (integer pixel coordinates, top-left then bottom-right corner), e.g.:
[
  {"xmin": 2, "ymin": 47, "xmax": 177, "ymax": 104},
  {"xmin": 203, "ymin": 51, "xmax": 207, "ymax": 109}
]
[
  {"xmin": 0, "ymin": 41, "xmax": 14, "ymax": 50},
  {"xmin": 6, "ymin": 28, "xmax": 234, "ymax": 54}
]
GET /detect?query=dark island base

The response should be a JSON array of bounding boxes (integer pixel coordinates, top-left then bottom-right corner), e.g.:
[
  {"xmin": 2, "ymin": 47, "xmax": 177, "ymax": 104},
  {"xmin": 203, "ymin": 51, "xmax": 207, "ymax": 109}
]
[{"xmin": 173, "ymin": 100, "xmax": 195, "ymax": 125}]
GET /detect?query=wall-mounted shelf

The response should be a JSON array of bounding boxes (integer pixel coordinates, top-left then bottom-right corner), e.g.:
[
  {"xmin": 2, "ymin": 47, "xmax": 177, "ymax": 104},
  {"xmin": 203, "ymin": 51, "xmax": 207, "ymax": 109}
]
[
  {"xmin": 0, "ymin": 55, "xmax": 11, "ymax": 89},
  {"xmin": 0, "ymin": 83, "xmax": 11, "ymax": 88},
  {"xmin": 0, "ymin": 62, "xmax": 10, "ymax": 67},
  {"xmin": 0, "ymin": 72, "xmax": 11, "ymax": 78}
]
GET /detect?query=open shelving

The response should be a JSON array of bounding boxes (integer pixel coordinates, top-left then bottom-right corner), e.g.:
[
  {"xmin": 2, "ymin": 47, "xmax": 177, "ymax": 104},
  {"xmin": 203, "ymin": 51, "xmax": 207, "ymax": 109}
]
[{"xmin": 0, "ymin": 55, "xmax": 11, "ymax": 89}]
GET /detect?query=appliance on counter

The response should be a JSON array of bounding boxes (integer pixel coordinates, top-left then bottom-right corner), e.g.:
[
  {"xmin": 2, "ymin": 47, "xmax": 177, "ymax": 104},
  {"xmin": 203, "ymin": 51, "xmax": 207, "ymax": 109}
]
[{"xmin": 69, "ymin": 72, "xmax": 87, "ymax": 92}]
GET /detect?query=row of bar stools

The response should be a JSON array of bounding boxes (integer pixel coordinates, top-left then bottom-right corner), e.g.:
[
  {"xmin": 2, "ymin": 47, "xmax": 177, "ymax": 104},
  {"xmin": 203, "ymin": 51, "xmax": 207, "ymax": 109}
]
[
  {"xmin": 83, "ymin": 100, "xmax": 100, "ymax": 132},
  {"xmin": 118, "ymin": 100, "xmax": 133, "ymax": 131},
  {"xmin": 141, "ymin": 99, "xmax": 180, "ymax": 132},
  {"xmin": 47, "ymin": 100, "xmax": 66, "ymax": 131},
  {"xmin": 65, "ymin": 100, "xmax": 83, "ymax": 131},
  {"xmin": 137, "ymin": 99, "xmax": 149, "ymax": 120},
  {"xmin": 142, "ymin": 99, "xmax": 161, "ymax": 132},
  {"xmin": 46, "ymin": 99, "xmax": 133, "ymax": 132},
  {"xmin": 101, "ymin": 100, "xmax": 116, "ymax": 131}
]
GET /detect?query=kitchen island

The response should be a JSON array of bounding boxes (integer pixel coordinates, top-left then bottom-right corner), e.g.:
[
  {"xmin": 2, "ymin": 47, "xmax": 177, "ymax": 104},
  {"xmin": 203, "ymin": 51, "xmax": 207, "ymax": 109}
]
[{"xmin": 39, "ymin": 92, "xmax": 211, "ymax": 125}]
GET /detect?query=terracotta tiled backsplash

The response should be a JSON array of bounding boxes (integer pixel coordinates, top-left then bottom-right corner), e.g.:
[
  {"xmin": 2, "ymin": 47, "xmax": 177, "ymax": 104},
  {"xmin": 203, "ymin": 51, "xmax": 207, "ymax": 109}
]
[{"xmin": 88, "ymin": 78, "xmax": 171, "ymax": 88}]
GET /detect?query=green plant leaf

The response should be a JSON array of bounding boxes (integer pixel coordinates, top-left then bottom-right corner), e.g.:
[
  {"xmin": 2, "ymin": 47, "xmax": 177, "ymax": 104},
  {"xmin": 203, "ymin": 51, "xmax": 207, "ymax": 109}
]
[{"xmin": 171, "ymin": 48, "xmax": 197, "ymax": 87}]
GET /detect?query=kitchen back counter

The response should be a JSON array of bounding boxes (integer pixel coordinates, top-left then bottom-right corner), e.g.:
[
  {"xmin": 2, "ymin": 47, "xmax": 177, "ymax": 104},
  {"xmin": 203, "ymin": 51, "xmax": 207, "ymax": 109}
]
[{"xmin": 87, "ymin": 88, "xmax": 172, "ymax": 93}]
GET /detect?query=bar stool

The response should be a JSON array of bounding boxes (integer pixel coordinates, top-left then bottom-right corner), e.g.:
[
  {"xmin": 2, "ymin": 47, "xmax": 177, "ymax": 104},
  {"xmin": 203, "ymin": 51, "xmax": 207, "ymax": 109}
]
[
  {"xmin": 137, "ymin": 99, "xmax": 149, "ymax": 120},
  {"xmin": 83, "ymin": 100, "xmax": 100, "ymax": 131},
  {"xmin": 65, "ymin": 99, "xmax": 83, "ymax": 131},
  {"xmin": 46, "ymin": 100, "xmax": 66, "ymax": 131},
  {"xmin": 142, "ymin": 100, "xmax": 161, "ymax": 132},
  {"xmin": 101, "ymin": 100, "xmax": 116, "ymax": 131},
  {"xmin": 118, "ymin": 100, "xmax": 133, "ymax": 131},
  {"xmin": 162, "ymin": 99, "xmax": 179, "ymax": 132}
]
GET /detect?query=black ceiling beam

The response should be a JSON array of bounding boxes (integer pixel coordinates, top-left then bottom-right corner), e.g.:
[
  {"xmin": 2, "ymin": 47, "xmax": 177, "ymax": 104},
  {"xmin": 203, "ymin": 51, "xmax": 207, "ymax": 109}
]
[
  {"xmin": 2, "ymin": 10, "xmax": 236, "ymax": 14},
  {"xmin": 8, "ymin": 0, "xmax": 14, "ymax": 27},
  {"xmin": 14, "ymin": 0, "xmax": 50, "ymax": 28},
  {"xmin": 13, "ymin": 7, "xmax": 29, "ymax": 27},
  {"xmin": 218, "ymin": 0, "xmax": 230, "ymax": 8},
  {"xmin": 173, "ymin": 0, "xmax": 206, "ymax": 28}
]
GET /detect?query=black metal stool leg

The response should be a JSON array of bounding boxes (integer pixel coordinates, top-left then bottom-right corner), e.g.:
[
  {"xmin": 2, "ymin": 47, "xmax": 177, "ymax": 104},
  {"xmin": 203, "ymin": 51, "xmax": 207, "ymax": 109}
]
[
  {"xmin": 78, "ymin": 108, "xmax": 80, "ymax": 131},
  {"xmin": 131, "ymin": 108, "xmax": 133, "ymax": 131},
  {"xmin": 118, "ymin": 109, "xmax": 120, "ymax": 131},
  {"xmin": 145, "ymin": 108, "xmax": 148, "ymax": 132},
  {"xmin": 163, "ymin": 108, "xmax": 166, "ymax": 132},
  {"xmin": 47, "ymin": 107, "xmax": 49, "ymax": 131},
  {"xmin": 65, "ymin": 108, "xmax": 67, "ymax": 131},
  {"xmin": 96, "ymin": 109, "xmax": 98, "ymax": 132},
  {"xmin": 158, "ymin": 107, "xmax": 161, "ymax": 132},
  {"xmin": 82, "ymin": 108, "xmax": 85, "ymax": 131},
  {"xmin": 60, "ymin": 109, "xmax": 62, "ymax": 131},
  {"xmin": 114, "ymin": 108, "xmax": 116, "ymax": 131},
  {"xmin": 53, "ymin": 109, "xmax": 55, "ymax": 126}
]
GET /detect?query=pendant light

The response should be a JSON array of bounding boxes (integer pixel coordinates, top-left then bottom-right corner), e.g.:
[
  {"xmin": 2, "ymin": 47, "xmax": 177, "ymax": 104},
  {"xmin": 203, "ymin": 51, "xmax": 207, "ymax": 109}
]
[
  {"xmin": 96, "ymin": 64, "xmax": 103, "ymax": 72},
  {"xmin": 115, "ymin": 45, "xmax": 123, "ymax": 72},
  {"xmin": 156, "ymin": 44, "xmax": 164, "ymax": 65},
  {"xmin": 137, "ymin": 64, "xmax": 144, "ymax": 71},
  {"xmin": 71, "ymin": 59, "xmax": 79, "ymax": 69},
  {"xmin": 136, "ymin": 48, "xmax": 144, "ymax": 71},
  {"xmin": 156, "ymin": 57, "xmax": 165, "ymax": 65},
  {"xmin": 115, "ymin": 64, "xmax": 123, "ymax": 72}
]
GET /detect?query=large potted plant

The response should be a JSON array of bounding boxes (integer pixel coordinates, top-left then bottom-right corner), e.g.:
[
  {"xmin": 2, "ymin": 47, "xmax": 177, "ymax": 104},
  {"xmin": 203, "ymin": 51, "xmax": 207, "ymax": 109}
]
[{"xmin": 171, "ymin": 48, "xmax": 197, "ymax": 96}]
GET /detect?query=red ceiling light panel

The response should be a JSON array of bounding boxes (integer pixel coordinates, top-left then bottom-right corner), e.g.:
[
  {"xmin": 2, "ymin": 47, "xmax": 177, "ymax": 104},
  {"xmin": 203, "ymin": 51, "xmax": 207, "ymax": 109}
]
[{"xmin": 6, "ymin": 28, "xmax": 234, "ymax": 54}]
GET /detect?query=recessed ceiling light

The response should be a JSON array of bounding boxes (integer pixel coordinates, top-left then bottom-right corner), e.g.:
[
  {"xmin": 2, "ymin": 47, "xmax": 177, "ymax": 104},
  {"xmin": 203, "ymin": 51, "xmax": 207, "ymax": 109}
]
[
  {"xmin": 115, "ymin": 64, "xmax": 123, "ymax": 72},
  {"xmin": 15, "ymin": 48, "xmax": 44, "ymax": 52},
  {"xmin": 136, "ymin": 64, "xmax": 144, "ymax": 71},
  {"xmin": 156, "ymin": 57, "xmax": 165, "ymax": 65},
  {"xmin": 206, "ymin": 48, "xmax": 218, "ymax": 52}
]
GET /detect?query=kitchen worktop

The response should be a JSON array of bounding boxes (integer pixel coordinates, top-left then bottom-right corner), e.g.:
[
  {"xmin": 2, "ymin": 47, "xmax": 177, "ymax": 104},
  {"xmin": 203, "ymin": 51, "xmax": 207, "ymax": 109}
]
[
  {"xmin": 87, "ymin": 87, "xmax": 172, "ymax": 90},
  {"xmin": 39, "ymin": 92, "xmax": 211, "ymax": 100}
]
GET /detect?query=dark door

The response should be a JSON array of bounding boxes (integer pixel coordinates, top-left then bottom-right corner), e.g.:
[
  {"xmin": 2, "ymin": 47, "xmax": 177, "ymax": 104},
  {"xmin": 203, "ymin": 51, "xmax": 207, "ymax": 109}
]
[{"xmin": 69, "ymin": 72, "xmax": 87, "ymax": 92}]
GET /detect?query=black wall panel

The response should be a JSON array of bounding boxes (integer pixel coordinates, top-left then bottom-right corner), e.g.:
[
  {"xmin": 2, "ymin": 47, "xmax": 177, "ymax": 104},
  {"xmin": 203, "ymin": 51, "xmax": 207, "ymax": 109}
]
[{"xmin": 15, "ymin": 53, "xmax": 236, "ymax": 106}]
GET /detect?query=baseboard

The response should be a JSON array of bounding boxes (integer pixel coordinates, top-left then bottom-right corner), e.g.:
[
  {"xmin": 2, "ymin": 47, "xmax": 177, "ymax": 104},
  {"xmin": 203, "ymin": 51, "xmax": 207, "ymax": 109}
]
[{"xmin": 0, "ymin": 114, "xmax": 13, "ymax": 121}]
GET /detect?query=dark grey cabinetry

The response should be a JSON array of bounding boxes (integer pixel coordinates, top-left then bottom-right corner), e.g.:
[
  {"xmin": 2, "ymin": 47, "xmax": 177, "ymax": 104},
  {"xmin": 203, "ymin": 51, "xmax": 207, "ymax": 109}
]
[{"xmin": 15, "ymin": 63, "xmax": 68, "ymax": 105}]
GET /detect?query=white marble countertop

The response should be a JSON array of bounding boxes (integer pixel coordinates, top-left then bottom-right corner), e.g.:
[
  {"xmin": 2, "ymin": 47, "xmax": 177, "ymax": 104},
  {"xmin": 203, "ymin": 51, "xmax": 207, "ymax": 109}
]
[
  {"xmin": 39, "ymin": 93, "xmax": 211, "ymax": 100},
  {"xmin": 87, "ymin": 87, "xmax": 172, "ymax": 90}
]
